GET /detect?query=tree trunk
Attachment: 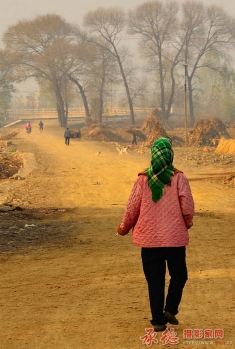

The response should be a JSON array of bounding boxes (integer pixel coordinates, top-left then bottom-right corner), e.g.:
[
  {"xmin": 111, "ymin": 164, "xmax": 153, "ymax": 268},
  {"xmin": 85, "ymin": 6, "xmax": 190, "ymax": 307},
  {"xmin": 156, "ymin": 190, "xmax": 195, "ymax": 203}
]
[
  {"xmin": 98, "ymin": 77, "xmax": 105, "ymax": 124},
  {"xmin": 67, "ymin": 74, "xmax": 91, "ymax": 123},
  {"xmin": 187, "ymin": 76, "xmax": 195, "ymax": 127},
  {"xmin": 97, "ymin": 58, "xmax": 106, "ymax": 123},
  {"xmin": 115, "ymin": 51, "xmax": 135, "ymax": 125},
  {"xmin": 158, "ymin": 56, "xmax": 166, "ymax": 119},
  {"xmin": 51, "ymin": 73, "xmax": 67, "ymax": 127},
  {"xmin": 165, "ymin": 65, "xmax": 176, "ymax": 120},
  {"xmin": 65, "ymin": 101, "xmax": 69, "ymax": 124},
  {"xmin": 55, "ymin": 88, "xmax": 66, "ymax": 127}
]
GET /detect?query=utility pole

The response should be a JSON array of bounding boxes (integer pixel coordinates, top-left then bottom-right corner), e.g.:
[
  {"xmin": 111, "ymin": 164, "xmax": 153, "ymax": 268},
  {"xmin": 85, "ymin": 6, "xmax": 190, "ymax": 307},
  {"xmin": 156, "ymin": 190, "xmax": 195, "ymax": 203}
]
[
  {"xmin": 183, "ymin": 63, "xmax": 188, "ymax": 148},
  {"xmin": 111, "ymin": 80, "xmax": 113, "ymax": 116}
]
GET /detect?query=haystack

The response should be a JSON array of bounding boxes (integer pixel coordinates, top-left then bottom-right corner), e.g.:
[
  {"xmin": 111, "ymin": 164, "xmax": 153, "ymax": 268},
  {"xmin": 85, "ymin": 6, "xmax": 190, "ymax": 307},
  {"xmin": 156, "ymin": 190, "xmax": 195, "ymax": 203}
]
[
  {"xmin": 215, "ymin": 137, "xmax": 235, "ymax": 154},
  {"xmin": 188, "ymin": 118, "xmax": 230, "ymax": 147},
  {"xmin": 84, "ymin": 124, "xmax": 124, "ymax": 142},
  {"xmin": 141, "ymin": 109, "xmax": 168, "ymax": 147}
]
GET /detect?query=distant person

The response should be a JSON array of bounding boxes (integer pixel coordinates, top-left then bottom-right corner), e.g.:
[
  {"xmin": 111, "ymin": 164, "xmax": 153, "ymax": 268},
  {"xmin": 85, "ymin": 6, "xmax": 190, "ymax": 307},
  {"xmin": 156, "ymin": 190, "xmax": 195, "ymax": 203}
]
[
  {"xmin": 116, "ymin": 137, "xmax": 194, "ymax": 332},
  {"xmin": 132, "ymin": 133, "xmax": 137, "ymax": 145},
  {"xmin": 39, "ymin": 120, "xmax": 44, "ymax": 132},
  {"xmin": 25, "ymin": 121, "xmax": 31, "ymax": 133},
  {"xmin": 64, "ymin": 128, "xmax": 71, "ymax": 145}
]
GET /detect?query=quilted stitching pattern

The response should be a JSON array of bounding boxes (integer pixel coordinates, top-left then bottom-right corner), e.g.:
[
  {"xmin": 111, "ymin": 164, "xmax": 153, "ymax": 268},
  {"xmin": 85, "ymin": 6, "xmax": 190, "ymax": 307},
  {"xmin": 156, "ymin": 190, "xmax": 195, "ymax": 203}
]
[{"xmin": 119, "ymin": 173, "xmax": 194, "ymax": 247}]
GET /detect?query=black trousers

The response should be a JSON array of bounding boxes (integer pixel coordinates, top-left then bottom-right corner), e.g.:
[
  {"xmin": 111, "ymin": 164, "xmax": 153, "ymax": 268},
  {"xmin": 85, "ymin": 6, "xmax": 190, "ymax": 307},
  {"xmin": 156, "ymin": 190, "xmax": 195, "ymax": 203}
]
[
  {"xmin": 65, "ymin": 137, "xmax": 70, "ymax": 145},
  {"xmin": 141, "ymin": 246, "xmax": 188, "ymax": 325}
]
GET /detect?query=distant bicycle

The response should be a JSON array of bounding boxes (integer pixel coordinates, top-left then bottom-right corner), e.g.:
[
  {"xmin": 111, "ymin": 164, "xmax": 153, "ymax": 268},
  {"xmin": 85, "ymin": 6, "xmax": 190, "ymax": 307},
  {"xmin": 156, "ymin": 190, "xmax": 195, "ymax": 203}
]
[{"xmin": 25, "ymin": 121, "xmax": 32, "ymax": 133}]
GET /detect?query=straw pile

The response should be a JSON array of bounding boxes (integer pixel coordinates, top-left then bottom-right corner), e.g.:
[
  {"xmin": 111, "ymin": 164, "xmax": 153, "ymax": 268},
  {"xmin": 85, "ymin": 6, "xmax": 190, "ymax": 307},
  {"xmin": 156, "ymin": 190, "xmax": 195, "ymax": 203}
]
[
  {"xmin": 141, "ymin": 109, "xmax": 168, "ymax": 147},
  {"xmin": 83, "ymin": 124, "xmax": 125, "ymax": 142},
  {"xmin": 215, "ymin": 137, "xmax": 235, "ymax": 154},
  {"xmin": 188, "ymin": 118, "xmax": 230, "ymax": 146}
]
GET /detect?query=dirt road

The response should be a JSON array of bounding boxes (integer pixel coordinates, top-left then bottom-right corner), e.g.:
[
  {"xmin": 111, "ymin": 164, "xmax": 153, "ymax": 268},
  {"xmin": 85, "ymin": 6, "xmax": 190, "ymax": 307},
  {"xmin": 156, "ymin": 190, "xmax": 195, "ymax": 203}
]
[{"xmin": 0, "ymin": 120, "xmax": 234, "ymax": 349}]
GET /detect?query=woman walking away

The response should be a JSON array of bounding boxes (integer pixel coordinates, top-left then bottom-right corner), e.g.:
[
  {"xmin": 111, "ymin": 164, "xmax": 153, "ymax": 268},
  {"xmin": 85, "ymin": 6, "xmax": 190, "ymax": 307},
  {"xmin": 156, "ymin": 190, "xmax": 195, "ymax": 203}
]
[{"xmin": 116, "ymin": 137, "xmax": 194, "ymax": 332}]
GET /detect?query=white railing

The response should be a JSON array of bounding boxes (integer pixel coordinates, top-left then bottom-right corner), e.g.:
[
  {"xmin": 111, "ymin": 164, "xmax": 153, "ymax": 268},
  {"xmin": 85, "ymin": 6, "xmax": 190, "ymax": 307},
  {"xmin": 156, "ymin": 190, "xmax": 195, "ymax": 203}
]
[{"xmin": 8, "ymin": 107, "xmax": 155, "ymax": 117}]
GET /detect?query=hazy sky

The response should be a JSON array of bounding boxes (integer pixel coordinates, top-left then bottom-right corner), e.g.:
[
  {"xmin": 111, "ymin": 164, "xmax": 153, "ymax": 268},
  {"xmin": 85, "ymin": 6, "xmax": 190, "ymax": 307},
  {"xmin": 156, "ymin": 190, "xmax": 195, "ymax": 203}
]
[
  {"xmin": 1, "ymin": 0, "xmax": 235, "ymax": 92},
  {"xmin": 1, "ymin": 0, "xmax": 235, "ymax": 40}
]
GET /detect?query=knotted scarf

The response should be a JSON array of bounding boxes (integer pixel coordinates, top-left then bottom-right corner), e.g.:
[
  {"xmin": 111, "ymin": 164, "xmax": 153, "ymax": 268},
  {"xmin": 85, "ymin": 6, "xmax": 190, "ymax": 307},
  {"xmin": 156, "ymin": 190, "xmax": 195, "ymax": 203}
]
[{"xmin": 141, "ymin": 137, "xmax": 177, "ymax": 202}]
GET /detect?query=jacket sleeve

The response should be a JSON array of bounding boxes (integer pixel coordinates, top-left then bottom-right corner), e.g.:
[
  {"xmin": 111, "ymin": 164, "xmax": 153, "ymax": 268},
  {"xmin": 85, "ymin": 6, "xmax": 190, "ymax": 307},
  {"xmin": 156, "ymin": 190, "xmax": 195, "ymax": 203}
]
[
  {"xmin": 117, "ymin": 177, "xmax": 142, "ymax": 235},
  {"xmin": 177, "ymin": 173, "xmax": 195, "ymax": 229}
]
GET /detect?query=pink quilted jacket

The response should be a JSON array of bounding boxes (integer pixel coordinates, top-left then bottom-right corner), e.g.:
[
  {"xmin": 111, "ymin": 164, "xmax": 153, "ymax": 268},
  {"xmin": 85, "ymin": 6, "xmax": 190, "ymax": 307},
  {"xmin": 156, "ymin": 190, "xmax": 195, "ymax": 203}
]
[{"xmin": 118, "ymin": 172, "xmax": 194, "ymax": 247}]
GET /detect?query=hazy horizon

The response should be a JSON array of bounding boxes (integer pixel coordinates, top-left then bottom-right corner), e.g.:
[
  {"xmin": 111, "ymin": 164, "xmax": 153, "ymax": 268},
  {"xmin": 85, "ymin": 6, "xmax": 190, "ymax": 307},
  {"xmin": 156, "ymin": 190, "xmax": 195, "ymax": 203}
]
[{"xmin": 1, "ymin": 0, "xmax": 235, "ymax": 93}]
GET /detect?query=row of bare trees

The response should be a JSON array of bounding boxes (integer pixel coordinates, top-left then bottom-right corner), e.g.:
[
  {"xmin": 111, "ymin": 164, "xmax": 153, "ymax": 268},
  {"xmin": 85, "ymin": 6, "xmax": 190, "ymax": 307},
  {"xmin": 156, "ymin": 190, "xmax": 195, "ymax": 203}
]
[{"xmin": 1, "ymin": 0, "xmax": 235, "ymax": 127}]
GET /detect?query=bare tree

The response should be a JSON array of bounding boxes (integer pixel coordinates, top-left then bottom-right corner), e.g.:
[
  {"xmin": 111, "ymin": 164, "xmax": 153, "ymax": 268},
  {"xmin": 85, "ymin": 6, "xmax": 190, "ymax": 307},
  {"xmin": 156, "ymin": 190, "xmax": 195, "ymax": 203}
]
[
  {"xmin": 67, "ymin": 28, "xmax": 120, "ymax": 124},
  {"xmin": 83, "ymin": 7, "xmax": 136, "ymax": 125},
  {"xmin": 181, "ymin": 1, "xmax": 235, "ymax": 125},
  {"xmin": 66, "ymin": 34, "xmax": 95, "ymax": 122},
  {"xmin": 3, "ymin": 14, "xmax": 76, "ymax": 127},
  {"xmin": 128, "ymin": 0, "xmax": 182, "ymax": 120},
  {"xmin": 214, "ymin": 64, "xmax": 235, "ymax": 121},
  {"xmin": 89, "ymin": 46, "xmax": 119, "ymax": 123}
]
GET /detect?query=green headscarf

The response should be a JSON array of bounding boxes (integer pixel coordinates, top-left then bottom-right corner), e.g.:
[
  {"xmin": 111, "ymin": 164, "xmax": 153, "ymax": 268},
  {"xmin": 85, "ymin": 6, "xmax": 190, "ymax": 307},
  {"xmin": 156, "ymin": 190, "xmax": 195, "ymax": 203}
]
[{"xmin": 143, "ymin": 137, "xmax": 176, "ymax": 202}]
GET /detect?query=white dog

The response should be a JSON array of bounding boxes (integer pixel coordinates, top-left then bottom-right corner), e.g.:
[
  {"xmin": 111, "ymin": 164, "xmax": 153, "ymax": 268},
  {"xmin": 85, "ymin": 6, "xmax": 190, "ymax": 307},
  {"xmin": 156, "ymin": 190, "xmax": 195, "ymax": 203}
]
[
  {"xmin": 116, "ymin": 145, "xmax": 129, "ymax": 155},
  {"xmin": 122, "ymin": 146, "xmax": 129, "ymax": 154}
]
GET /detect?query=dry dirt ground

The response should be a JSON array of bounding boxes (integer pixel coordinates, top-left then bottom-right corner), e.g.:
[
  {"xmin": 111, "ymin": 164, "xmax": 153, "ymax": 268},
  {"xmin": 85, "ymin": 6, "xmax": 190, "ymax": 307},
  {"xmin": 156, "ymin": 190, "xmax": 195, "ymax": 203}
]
[{"xmin": 0, "ymin": 120, "xmax": 235, "ymax": 349}]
